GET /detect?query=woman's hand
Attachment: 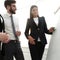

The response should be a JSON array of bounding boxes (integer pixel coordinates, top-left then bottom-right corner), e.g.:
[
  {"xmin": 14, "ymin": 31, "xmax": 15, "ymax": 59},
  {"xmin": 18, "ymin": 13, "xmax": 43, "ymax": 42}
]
[
  {"xmin": 28, "ymin": 36, "xmax": 35, "ymax": 45},
  {"xmin": 49, "ymin": 27, "xmax": 55, "ymax": 33}
]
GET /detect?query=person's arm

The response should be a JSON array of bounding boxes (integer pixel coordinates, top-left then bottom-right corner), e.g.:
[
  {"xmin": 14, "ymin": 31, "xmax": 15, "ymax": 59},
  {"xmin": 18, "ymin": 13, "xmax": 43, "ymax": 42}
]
[
  {"xmin": 24, "ymin": 19, "xmax": 35, "ymax": 45},
  {"xmin": 15, "ymin": 18, "xmax": 21, "ymax": 36},
  {"xmin": 0, "ymin": 14, "xmax": 5, "ymax": 32},
  {"xmin": 0, "ymin": 33, "xmax": 9, "ymax": 43},
  {"xmin": 24, "ymin": 19, "xmax": 31, "ymax": 39},
  {"xmin": 2, "ymin": 18, "xmax": 5, "ymax": 32},
  {"xmin": 15, "ymin": 24, "xmax": 21, "ymax": 36}
]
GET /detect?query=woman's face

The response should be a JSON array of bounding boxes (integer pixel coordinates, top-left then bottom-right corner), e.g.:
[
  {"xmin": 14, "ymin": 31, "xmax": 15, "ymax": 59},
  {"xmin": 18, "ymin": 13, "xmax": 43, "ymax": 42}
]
[{"xmin": 31, "ymin": 7, "xmax": 38, "ymax": 17}]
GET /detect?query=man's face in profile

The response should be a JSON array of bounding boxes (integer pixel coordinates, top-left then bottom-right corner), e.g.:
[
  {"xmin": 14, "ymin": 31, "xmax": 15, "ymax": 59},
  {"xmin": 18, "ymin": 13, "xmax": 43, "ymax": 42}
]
[{"xmin": 9, "ymin": 3, "xmax": 17, "ymax": 14}]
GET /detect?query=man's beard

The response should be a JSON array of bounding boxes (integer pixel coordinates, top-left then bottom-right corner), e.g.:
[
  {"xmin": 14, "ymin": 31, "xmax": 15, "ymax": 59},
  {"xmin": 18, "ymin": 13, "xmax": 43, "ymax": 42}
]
[{"xmin": 9, "ymin": 8, "xmax": 16, "ymax": 14}]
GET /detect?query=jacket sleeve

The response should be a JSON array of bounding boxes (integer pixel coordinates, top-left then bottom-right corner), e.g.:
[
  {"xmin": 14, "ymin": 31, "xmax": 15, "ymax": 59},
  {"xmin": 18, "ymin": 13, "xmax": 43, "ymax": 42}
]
[
  {"xmin": 0, "ymin": 14, "xmax": 5, "ymax": 32},
  {"xmin": 24, "ymin": 19, "xmax": 31, "ymax": 39},
  {"xmin": 2, "ymin": 19, "xmax": 5, "ymax": 32},
  {"xmin": 43, "ymin": 17, "xmax": 53, "ymax": 34}
]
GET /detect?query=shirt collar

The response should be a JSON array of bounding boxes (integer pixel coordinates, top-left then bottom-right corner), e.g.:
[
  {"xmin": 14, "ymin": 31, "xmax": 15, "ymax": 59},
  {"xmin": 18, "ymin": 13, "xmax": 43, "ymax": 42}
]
[
  {"xmin": 6, "ymin": 12, "xmax": 12, "ymax": 17},
  {"xmin": 33, "ymin": 17, "xmax": 38, "ymax": 20}
]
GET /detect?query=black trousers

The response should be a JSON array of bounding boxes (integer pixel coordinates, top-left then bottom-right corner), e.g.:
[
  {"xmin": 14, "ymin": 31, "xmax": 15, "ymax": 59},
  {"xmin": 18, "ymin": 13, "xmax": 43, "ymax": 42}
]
[
  {"xmin": 29, "ymin": 42, "xmax": 45, "ymax": 60},
  {"xmin": 0, "ymin": 51, "xmax": 3, "ymax": 60},
  {"xmin": 0, "ymin": 51, "xmax": 2, "ymax": 60},
  {"xmin": 2, "ymin": 40, "xmax": 24, "ymax": 60},
  {"xmin": 0, "ymin": 42, "xmax": 3, "ymax": 60}
]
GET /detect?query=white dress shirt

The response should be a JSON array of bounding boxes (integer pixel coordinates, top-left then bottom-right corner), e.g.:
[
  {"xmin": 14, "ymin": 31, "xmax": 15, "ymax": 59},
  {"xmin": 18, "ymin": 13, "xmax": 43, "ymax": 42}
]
[
  {"xmin": 33, "ymin": 17, "xmax": 41, "ymax": 42},
  {"xmin": 3, "ymin": 13, "xmax": 20, "ymax": 40}
]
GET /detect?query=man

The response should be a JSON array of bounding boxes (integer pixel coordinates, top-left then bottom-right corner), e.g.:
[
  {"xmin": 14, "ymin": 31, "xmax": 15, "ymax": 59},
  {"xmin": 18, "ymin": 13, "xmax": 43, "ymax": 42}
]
[
  {"xmin": 2, "ymin": 0, "xmax": 24, "ymax": 60},
  {"xmin": 0, "ymin": 14, "xmax": 9, "ymax": 60}
]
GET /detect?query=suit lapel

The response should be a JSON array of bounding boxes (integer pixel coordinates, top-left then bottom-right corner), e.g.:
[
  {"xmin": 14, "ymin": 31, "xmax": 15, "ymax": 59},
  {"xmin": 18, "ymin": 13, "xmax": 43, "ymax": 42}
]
[
  {"xmin": 32, "ymin": 18, "xmax": 39, "ymax": 27},
  {"xmin": 30, "ymin": 17, "xmax": 43, "ymax": 28},
  {"xmin": 0, "ymin": 19, "xmax": 1, "ymax": 24},
  {"xmin": 38, "ymin": 17, "xmax": 44, "ymax": 28},
  {"xmin": 38, "ymin": 17, "xmax": 40, "ymax": 26}
]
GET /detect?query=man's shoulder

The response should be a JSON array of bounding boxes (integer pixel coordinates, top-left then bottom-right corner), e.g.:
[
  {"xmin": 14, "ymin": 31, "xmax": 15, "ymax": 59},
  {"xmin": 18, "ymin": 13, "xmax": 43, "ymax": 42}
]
[{"xmin": 2, "ymin": 13, "xmax": 7, "ymax": 18}]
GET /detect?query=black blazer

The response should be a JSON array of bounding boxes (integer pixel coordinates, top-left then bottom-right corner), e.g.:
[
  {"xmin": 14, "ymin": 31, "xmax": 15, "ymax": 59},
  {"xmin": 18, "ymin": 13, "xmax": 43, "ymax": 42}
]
[
  {"xmin": 25, "ymin": 17, "xmax": 52, "ymax": 44},
  {"xmin": 0, "ymin": 14, "xmax": 5, "ymax": 50},
  {"xmin": 0, "ymin": 14, "xmax": 5, "ymax": 32}
]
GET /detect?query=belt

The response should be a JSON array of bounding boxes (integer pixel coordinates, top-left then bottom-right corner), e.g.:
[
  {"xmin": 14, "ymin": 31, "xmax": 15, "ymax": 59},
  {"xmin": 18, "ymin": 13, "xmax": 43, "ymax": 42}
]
[{"xmin": 10, "ymin": 40, "xmax": 18, "ymax": 43}]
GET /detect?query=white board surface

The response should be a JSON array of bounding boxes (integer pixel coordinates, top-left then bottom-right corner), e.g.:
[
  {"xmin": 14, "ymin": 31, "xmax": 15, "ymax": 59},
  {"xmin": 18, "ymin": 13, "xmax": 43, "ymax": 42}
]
[{"xmin": 46, "ymin": 17, "xmax": 60, "ymax": 60}]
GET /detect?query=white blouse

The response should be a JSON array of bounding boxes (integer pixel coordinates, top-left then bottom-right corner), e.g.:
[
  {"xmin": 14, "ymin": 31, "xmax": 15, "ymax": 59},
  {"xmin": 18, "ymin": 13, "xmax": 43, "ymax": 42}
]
[{"xmin": 33, "ymin": 17, "xmax": 41, "ymax": 42}]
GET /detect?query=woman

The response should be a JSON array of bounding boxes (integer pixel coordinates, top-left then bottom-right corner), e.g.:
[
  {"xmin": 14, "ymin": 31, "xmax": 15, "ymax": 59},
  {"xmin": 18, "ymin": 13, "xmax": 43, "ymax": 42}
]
[{"xmin": 24, "ymin": 5, "xmax": 55, "ymax": 60}]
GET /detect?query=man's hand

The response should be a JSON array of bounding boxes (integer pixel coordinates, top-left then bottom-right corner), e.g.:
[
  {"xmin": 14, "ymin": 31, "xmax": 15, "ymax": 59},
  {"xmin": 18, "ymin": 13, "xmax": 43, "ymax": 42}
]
[
  {"xmin": 16, "ymin": 31, "xmax": 21, "ymax": 36},
  {"xmin": 28, "ymin": 36, "xmax": 35, "ymax": 45},
  {"xmin": 0, "ymin": 33, "xmax": 10, "ymax": 43}
]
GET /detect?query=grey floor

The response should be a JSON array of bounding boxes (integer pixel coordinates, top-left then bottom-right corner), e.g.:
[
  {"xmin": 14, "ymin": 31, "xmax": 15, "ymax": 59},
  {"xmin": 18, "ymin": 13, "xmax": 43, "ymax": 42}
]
[{"xmin": 21, "ymin": 47, "xmax": 48, "ymax": 60}]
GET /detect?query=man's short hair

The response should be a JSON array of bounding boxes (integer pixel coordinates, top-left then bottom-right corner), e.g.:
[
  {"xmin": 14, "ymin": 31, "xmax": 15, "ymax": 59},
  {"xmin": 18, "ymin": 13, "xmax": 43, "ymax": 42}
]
[{"xmin": 4, "ymin": 0, "xmax": 16, "ymax": 8}]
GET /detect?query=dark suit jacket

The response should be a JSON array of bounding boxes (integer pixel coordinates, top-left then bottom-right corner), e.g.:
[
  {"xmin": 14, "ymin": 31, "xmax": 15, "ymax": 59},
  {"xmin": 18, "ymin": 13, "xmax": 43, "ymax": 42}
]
[
  {"xmin": 0, "ymin": 14, "xmax": 5, "ymax": 50},
  {"xmin": 25, "ymin": 17, "xmax": 52, "ymax": 45}
]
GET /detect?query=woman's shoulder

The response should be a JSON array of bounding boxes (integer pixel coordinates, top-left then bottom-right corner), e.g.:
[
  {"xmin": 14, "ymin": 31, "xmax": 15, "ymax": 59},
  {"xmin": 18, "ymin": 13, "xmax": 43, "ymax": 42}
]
[
  {"xmin": 27, "ymin": 18, "xmax": 32, "ymax": 22},
  {"xmin": 39, "ymin": 16, "xmax": 45, "ymax": 19},
  {"xmin": 39, "ymin": 16, "xmax": 45, "ymax": 21}
]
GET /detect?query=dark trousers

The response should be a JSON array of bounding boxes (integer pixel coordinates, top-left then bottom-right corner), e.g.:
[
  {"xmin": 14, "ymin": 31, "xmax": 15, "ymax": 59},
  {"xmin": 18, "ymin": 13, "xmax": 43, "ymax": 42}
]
[
  {"xmin": 2, "ymin": 40, "xmax": 24, "ymax": 60},
  {"xmin": 29, "ymin": 42, "xmax": 45, "ymax": 60},
  {"xmin": 0, "ymin": 51, "xmax": 2, "ymax": 60},
  {"xmin": 0, "ymin": 50, "xmax": 3, "ymax": 60},
  {"xmin": 0, "ymin": 42, "xmax": 3, "ymax": 60}
]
